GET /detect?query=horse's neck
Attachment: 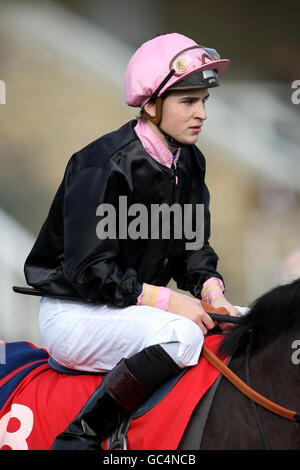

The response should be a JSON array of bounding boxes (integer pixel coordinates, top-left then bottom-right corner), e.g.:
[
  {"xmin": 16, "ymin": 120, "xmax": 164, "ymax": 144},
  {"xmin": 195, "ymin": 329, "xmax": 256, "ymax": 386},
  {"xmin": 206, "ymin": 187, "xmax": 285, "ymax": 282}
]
[
  {"xmin": 202, "ymin": 324, "xmax": 300, "ymax": 450},
  {"xmin": 249, "ymin": 326, "xmax": 300, "ymax": 404}
]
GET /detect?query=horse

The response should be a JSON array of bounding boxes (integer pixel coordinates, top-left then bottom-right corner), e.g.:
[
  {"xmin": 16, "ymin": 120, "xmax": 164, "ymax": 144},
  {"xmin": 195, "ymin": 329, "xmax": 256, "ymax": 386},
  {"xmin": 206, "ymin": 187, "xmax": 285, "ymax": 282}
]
[
  {"xmin": 180, "ymin": 277, "xmax": 300, "ymax": 450},
  {"xmin": 0, "ymin": 278, "xmax": 300, "ymax": 450}
]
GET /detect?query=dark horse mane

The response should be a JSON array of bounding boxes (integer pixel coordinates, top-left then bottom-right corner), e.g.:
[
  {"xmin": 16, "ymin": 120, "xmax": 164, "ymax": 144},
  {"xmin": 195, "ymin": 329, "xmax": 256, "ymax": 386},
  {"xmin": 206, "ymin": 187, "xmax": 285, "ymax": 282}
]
[{"xmin": 219, "ymin": 277, "xmax": 300, "ymax": 358}]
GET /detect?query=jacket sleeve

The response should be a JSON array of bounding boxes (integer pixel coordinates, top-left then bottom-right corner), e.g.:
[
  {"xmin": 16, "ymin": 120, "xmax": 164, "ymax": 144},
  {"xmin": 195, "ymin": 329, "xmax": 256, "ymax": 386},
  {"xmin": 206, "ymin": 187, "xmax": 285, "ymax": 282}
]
[
  {"xmin": 63, "ymin": 163, "xmax": 143, "ymax": 307},
  {"xmin": 170, "ymin": 176, "xmax": 224, "ymax": 299}
]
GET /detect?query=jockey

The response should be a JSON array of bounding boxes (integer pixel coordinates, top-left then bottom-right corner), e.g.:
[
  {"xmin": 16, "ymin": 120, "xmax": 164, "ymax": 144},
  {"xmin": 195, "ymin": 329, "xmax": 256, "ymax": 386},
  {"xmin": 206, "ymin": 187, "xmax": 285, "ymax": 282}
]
[{"xmin": 24, "ymin": 33, "xmax": 240, "ymax": 449}]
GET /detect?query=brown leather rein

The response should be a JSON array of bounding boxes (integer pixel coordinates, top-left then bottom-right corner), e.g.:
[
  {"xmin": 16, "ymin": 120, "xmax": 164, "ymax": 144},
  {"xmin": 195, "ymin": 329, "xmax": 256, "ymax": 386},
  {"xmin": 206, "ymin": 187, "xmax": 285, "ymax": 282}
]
[{"xmin": 206, "ymin": 312, "xmax": 300, "ymax": 424}]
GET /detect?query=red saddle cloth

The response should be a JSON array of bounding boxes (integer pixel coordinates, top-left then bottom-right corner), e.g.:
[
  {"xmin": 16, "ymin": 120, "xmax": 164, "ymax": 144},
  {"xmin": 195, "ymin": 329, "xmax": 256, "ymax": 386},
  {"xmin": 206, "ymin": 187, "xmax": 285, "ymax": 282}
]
[
  {"xmin": 126, "ymin": 334, "xmax": 226, "ymax": 450},
  {"xmin": 0, "ymin": 335, "xmax": 227, "ymax": 450}
]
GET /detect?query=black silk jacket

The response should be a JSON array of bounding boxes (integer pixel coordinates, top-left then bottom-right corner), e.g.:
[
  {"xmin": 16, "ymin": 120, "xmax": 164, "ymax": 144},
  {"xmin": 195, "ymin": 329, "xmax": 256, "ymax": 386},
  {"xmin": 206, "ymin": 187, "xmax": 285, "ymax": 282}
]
[{"xmin": 24, "ymin": 120, "xmax": 223, "ymax": 307}]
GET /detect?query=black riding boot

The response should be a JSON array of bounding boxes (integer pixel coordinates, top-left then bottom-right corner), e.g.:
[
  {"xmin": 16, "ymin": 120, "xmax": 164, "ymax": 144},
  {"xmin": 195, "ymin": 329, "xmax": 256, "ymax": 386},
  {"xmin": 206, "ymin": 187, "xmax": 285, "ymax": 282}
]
[{"xmin": 51, "ymin": 345, "xmax": 181, "ymax": 450}]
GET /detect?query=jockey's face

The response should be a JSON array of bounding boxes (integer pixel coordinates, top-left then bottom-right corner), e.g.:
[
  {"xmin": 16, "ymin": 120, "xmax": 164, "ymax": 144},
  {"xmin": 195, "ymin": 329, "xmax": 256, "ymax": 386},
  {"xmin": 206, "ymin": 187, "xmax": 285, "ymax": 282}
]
[{"xmin": 145, "ymin": 88, "xmax": 209, "ymax": 151}]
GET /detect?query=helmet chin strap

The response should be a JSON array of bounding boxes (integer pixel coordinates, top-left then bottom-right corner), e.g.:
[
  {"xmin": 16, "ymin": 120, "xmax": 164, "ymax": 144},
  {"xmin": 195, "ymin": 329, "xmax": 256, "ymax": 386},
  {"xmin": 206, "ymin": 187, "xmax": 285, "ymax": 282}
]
[
  {"xmin": 154, "ymin": 98, "xmax": 185, "ymax": 148},
  {"xmin": 157, "ymin": 125, "xmax": 185, "ymax": 149},
  {"xmin": 145, "ymin": 97, "xmax": 185, "ymax": 149}
]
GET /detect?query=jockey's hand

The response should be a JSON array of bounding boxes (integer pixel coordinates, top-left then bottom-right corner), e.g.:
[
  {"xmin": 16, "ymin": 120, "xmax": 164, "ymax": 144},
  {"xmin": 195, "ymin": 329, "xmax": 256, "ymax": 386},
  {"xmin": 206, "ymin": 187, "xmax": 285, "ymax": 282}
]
[
  {"xmin": 167, "ymin": 291, "xmax": 215, "ymax": 335},
  {"xmin": 209, "ymin": 294, "xmax": 242, "ymax": 331}
]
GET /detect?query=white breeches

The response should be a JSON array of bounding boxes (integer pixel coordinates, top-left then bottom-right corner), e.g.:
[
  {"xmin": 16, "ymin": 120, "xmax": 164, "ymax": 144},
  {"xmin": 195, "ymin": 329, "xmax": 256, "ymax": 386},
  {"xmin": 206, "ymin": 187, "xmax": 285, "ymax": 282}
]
[{"xmin": 39, "ymin": 297, "xmax": 205, "ymax": 373}]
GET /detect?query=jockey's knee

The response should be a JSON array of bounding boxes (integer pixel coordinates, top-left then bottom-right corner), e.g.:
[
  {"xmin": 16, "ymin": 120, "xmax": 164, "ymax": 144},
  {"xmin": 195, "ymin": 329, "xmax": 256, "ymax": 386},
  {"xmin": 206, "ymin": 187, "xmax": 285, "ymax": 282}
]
[{"xmin": 160, "ymin": 317, "xmax": 204, "ymax": 369}]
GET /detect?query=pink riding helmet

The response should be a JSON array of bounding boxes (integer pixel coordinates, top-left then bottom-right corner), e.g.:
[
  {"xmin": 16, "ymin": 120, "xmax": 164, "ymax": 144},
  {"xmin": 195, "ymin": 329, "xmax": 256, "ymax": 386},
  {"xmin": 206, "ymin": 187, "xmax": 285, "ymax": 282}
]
[{"xmin": 125, "ymin": 33, "xmax": 230, "ymax": 108}]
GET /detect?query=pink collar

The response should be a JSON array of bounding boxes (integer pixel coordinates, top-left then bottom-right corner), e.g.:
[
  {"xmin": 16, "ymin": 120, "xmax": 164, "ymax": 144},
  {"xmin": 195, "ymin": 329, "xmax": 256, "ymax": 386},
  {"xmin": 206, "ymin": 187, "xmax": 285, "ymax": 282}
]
[{"xmin": 134, "ymin": 119, "xmax": 180, "ymax": 169}]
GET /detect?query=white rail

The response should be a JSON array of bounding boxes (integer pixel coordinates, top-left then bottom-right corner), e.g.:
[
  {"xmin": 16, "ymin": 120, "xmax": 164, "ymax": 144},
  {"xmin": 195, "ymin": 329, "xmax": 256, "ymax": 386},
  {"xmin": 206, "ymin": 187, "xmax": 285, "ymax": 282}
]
[
  {"xmin": 0, "ymin": 209, "xmax": 42, "ymax": 344},
  {"xmin": 205, "ymin": 82, "xmax": 300, "ymax": 191}
]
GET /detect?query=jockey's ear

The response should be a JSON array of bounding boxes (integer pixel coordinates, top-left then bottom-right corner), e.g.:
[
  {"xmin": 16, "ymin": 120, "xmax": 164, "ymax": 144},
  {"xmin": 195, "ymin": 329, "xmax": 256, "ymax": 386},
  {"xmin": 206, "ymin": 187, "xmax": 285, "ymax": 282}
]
[
  {"xmin": 143, "ymin": 97, "xmax": 163, "ymax": 126},
  {"xmin": 144, "ymin": 100, "xmax": 157, "ymax": 119}
]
